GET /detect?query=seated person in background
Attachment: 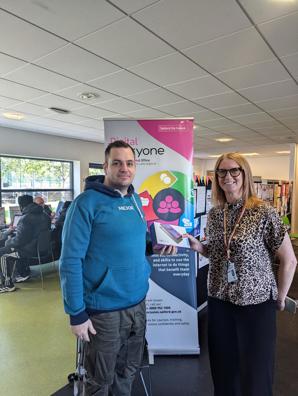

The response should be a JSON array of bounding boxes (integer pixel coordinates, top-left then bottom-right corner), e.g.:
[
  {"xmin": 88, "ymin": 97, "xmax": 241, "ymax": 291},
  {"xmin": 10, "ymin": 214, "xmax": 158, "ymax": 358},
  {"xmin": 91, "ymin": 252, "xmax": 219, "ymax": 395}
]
[
  {"xmin": 52, "ymin": 201, "xmax": 72, "ymax": 259},
  {"xmin": 0, "ymin": 195, "xmax": 51, "ymax": 293},
  {"xmin": 34, "ymin": 196, "xmax": 52, "ymax": 219}
]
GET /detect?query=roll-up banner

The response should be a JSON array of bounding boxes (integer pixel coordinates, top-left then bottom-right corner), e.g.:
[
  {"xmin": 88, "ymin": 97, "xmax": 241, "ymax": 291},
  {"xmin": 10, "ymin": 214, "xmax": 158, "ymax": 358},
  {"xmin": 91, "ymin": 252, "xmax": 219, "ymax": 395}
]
[{"xmin": 104, "ymin": 119, "xmax": 199, "ymax": 360}]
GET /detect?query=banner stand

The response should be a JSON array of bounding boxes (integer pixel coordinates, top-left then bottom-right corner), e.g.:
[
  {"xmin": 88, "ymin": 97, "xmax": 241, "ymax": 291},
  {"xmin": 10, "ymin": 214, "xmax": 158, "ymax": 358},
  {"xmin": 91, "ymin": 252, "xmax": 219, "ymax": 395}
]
[{"xmin": 104, "ymin": 118, "xmax": 199, "ymax": 361}]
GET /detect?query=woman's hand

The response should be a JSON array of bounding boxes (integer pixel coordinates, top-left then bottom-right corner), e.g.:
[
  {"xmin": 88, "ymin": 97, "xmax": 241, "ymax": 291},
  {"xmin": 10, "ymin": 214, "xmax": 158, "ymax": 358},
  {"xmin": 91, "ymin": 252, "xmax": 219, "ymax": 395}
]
[
  {"xmin": 276, "ymin": 298, "xmax": 285, "ymax": 311},
  {"xmin": 184, "ymin": 234, "xmax": 207, "ymax": 256}
]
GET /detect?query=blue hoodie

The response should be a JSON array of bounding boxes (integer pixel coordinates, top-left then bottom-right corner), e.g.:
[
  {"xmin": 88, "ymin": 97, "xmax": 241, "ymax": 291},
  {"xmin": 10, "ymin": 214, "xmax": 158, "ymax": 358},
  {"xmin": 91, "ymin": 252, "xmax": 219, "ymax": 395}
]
[{"xmin": 59, "ymin": 176, "xmax": 151, "ymax": 325}]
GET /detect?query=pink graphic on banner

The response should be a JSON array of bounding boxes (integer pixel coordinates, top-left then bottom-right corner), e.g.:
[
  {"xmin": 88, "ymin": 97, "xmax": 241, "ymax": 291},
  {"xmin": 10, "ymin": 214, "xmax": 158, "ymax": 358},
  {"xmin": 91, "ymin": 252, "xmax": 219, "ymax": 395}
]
[{"xmin": 138, "ymin": 119, "xmax": 193, "ymax": 161}]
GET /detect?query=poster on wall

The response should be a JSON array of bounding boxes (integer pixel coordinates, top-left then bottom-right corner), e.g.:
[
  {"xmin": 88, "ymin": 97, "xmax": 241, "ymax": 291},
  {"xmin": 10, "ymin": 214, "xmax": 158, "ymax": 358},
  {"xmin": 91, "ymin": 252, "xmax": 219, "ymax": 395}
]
[{"xmin": 104, "ymin": 118, "xmax": 199, "ymax": 358}]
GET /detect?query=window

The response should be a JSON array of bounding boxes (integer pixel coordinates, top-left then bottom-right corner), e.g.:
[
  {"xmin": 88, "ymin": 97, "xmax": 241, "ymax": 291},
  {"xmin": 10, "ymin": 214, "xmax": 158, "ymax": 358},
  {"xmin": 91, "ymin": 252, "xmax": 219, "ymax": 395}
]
[
  {"xmin": 89, "ymin": 162, "xmax": 104, "ymax": 176},
  {"xmin": 0, "ymin": 156, "xmax": 73, "ymax": 222}
]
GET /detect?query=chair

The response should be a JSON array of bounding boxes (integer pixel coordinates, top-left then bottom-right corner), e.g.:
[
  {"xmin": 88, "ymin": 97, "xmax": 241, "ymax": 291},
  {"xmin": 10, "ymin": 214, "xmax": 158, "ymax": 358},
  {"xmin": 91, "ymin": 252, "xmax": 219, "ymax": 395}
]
[{"xmin": 25, "ymin": 229, "xmax": 56, "ymax": 288}]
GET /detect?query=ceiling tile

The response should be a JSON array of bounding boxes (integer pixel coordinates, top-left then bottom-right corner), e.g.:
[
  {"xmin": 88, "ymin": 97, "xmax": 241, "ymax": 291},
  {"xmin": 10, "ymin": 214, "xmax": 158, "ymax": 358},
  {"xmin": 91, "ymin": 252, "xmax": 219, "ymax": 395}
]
[
  {"xmin": 0, "ymin": 95, "xmax": 21, "ymax": 108},
  {"xmin": 231, "ymin": 111, "xmax": 275, "ymax": 123},
  {"xmin": 194, "ymin": 110, "xmax": 224, "ymax": 122},
  {"xmin": 215, "ymin": 103, "xmax": 262, "ymax": 117},
  {"xmin": 72, "ymin": 105, "xmax": 119, "ymax": 119},
  {"xmin": 167, "ymin": 76, "xmax": 230, "ymax": 100},
  {"xmin": 134, "ymin": 0, "xmax": 251, "ymax": 49},
  {"xmin": 184, "ymin": 27, "xmax": 274, "ymax": 74},
  {"xmin": 256, "ymin": 94, "xmax": 298, "ymax": 111},
  {"xmin": 213, "ymin": 125, "xmax": 253, "ymax": 134},
  {"xmin": 197, "ymin": 128, "xmax": 220, "ymax": 136},
  {"xmin": 270, "ymin": 106, "xmax": 298, "ymax": 119},
  {"xmin": 239, "ymin": 0, "xmax": 298, "ymax": 24},
  {"xmin": 127, "ymin": 88, "xmax": 182, "ymax": 107},
  {"xmin": 243, "ymin": 120, "xmax": 283, "ymax": 129},
  {"xmin": 55, "ymin": 84, "xmax": 118, "ymax": 104},
  {"xmin": 6, "ymin": 102, "xmax": 50, "ymax": 117},
  {"xmin": 76, "ymin": 118, "xmax": 105, "ymax": 129},
  {"xmin": 0, "ymin": 10, "xmax": 66, "ymax": 61},
  {"xmin": 29, "ymin": 93, "xmax": 84, "ymax": 111},
  {"xmin": 88, "ymin": 70, "xmax": 156, "ymax": 96},
  {"xmin": 5, "ymin": 64, "xmax": 77, "ymax": 92},
  {"xmin": 200, "ymin": 118, "xmax": 240, "ymax": 129},
  {"xmin": 123, "ymin": 108, "xmax": 170, "ymax": 118},
  {"xmin": 94, "ymin": 98, "xmax": 146, "ymax": 114},
  {"xmin": 281, "ymin": 52, "xmax": 298, "ymax": 80},
  {"xmin": 259, "ymin": 12, "xmax": 298, "ymax": 57},
  {"xmin": 0, "ymin": 79, "xmax": 45, "ymax": 101},
  {"xmin": 216, "ymin": 59, "xmax": 290, "ymax": 90},
  {"xmin": 239, "ymin": 80, "xmax": 298, "ymax": 102},
  {"xmin": 45, "ymin": 111, "xmax": 89, "ymax": 124},
  {"xmin": 110, "ymin": 0, "xmax": 160, "ymax": 14},
  {"xmin": 0, "ymin": 53, "xmax": 27, "ymax": 76},
  {"xmin": 0, "ymin": 0, "xmax": 124, "ymax": 41},
  {"xmin": 129, "ymin": 52, "xmax": 207, "ymax": 85},
  {"xmin": 256, "ymin": 126, "xmax": 293, "ymax": 136},
  {"xmin": 76, "ymin": 17, "xmax": 173, "ymax": 68},
  {"xmin": 35, "ymin": 44, "xmax": 120, "ymax": 82},
  {"xmin": 156, "ymin": 101, "xmax": 204, "ymax": 116},
  {"xmin": 194, "ymin": 92, "xmax": 248, "ymax": 109}
]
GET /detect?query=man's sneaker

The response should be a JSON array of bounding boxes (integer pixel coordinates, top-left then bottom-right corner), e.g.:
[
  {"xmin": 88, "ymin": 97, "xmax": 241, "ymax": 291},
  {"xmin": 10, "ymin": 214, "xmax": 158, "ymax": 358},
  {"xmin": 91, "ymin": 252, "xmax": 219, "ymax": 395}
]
[
  {"xmin": 0, "ymin": 285, "xmax": 8, "ymax": 293},
  {"xmin": 15, "ymin": 275, "xmax": 30, "ymax": 283},
  {"xmin": 0, "ymin": 282, "xmax": 16, "ymax": 293}
]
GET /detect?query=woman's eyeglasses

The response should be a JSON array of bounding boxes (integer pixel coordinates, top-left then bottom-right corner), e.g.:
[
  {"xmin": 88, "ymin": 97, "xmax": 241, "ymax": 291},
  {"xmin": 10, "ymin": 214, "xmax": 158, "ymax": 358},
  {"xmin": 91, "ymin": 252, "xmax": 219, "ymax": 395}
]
[{"xmin": 216, "ymin": 167, "xmax": 242, "ymax": 178}]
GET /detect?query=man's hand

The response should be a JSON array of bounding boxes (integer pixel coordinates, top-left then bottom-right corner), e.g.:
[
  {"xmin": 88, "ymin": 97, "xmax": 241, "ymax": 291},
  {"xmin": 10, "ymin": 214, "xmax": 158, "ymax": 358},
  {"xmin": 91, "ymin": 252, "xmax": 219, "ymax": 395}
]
[
  {"xmin": 153, "ymin": 245, "xmax": 178, "ymax": 255},
  {"xmin": 71, "ymin": 319, "xmax": 97, "ymax": 342}
]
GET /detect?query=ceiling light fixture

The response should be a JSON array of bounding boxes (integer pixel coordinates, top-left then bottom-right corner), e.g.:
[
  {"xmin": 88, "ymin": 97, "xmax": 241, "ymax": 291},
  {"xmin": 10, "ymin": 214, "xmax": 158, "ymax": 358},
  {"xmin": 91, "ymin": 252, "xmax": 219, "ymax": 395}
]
[
  {"xmin": 48, "ymin": 107, "xmax": 70, "ymax": 114},
  {"xmin": 215, "ymin": 138, "xmax": 234, "ymax": 142},
  {"xmin": 2, "ymin": 112, "xmax": 25, "ymax": 120},
  {"xmin": 271, "ymin": 0, "xmax": 296, "ymax": 3},
  {"xmin": 276, "ymin": 150, "xmax": 291, "ymax": 154},
  {"xmin": 208, "ymin": 154, "xmax": 221, "ymax": 158},
  {"xmin": 79, "ymin": 92, "xmax": 99, "ymax": 100},
  {"xmin": 241, "ymin": 152, "xmax": 259, "ymax": 156}
]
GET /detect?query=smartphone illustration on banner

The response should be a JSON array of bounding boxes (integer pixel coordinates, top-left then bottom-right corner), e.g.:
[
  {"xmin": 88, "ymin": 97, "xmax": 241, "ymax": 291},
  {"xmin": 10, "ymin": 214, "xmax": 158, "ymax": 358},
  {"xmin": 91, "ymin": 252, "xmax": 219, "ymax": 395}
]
[{"xmin": 160, "ymin": 223, "xmax": 183, "ymax": 244}]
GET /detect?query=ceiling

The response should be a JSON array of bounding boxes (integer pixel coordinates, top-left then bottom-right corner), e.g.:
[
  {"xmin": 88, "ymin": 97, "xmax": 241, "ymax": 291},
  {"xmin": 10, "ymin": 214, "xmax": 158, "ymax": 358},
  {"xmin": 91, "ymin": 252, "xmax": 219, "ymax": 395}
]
[{"xmin": 0, "ymin": 0, "xmax": 297, "ymax": 159}]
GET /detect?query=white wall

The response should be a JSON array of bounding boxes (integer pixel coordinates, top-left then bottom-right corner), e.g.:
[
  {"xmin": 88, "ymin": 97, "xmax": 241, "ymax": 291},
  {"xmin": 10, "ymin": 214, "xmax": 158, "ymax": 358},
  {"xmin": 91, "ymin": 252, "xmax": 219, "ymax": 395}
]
[
  {"xmin": 194, "ymin": 155, "xmax": 290, "ymax": 181},
  {"xmin": 0, "ymin": 126, "xmax": 105, "ymax": 195}
]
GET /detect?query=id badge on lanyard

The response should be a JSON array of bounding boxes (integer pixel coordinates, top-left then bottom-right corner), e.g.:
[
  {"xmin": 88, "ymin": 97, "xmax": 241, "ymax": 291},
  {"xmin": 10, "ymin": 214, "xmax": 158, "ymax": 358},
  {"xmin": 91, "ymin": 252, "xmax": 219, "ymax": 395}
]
[
  {"xmin": 224, "ymin": 205, "xmax": 245, "ymax": 284},
  {"xmin": 227, "ymin": 260, "xmax": 237, "ymax": 283}
]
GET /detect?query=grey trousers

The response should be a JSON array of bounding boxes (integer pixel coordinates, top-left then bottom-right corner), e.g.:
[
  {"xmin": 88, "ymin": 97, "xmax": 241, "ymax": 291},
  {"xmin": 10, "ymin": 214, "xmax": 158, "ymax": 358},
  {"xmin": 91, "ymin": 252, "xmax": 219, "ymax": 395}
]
[{"xmin": 85, "ymin": 300, "xmax": 146, "ymax": 396}]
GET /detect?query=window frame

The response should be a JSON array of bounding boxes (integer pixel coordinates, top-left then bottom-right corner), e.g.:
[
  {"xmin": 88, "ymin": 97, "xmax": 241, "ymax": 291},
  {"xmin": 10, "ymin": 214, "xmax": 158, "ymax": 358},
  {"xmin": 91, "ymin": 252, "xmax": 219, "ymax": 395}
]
[{"xmin": 0, "ymin": 154, "xmax": 74, "ymax": 206}]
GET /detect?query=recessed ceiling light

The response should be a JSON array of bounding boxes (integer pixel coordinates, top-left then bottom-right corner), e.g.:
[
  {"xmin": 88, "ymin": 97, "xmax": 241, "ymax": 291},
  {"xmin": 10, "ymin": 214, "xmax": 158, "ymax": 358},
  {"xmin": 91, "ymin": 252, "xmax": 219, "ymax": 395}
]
[
  {"xmin": 2, "ymin": 112, "xmax": 25, "ymax": 120},
  {"xmin": 48, "ymin": 107, "xmax": 70, "ymax": 114},
  {"xmin": 276, "ymin": 150, "xmax": 291, "ymax": 154},
  {"xmin": 271, "ymin": 0, "xmax": 296, "ymax": 3},
  {"xmin": 79, "ymin": 92, "xmax": 99, "ymax": 100},
  {"xmin": 241, "ymin": 152, "xmax": 259, "ymax": 156},
  {"xmin": 208, "ymin": 154, "xmax": 221, "ymax": 158},
  {"xmin": 215, "ymin": 138, "xmax": 234, "ymax": 142}
]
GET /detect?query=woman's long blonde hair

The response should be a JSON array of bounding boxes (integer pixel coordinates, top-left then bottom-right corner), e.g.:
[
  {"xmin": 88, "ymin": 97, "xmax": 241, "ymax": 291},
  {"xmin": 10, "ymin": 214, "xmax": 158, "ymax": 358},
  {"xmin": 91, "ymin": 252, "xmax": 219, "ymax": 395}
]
[{"xmin": 212, "ymin": 152, "xmax": 263, "ymax": 208}]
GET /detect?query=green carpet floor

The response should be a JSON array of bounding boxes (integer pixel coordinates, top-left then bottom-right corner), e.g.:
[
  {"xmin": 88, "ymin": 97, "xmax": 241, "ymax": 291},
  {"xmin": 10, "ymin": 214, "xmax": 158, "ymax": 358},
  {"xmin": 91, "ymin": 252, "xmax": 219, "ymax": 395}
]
[{"xmin": 0, "ymin": 266, "xmax": 75, "ymax": 396}]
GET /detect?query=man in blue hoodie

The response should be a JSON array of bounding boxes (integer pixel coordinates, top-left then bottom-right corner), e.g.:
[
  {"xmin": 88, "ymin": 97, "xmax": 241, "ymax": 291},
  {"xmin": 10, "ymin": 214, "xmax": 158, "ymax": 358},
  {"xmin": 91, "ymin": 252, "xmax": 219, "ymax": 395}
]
[{"xmin": 60, "ymin": 140, "xmax": 174, "ymax": 395}]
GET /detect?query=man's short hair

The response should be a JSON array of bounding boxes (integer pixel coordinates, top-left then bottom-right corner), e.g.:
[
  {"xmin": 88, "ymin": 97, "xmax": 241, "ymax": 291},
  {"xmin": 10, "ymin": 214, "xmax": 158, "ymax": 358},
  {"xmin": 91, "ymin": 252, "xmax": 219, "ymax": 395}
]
[
  {"xmin": 105, "ymin": 140, "xmax": 135, "ymax": 162},
  {"xmin": 18, "ymin": 194, "xmax": 33, "ymax": 209}
]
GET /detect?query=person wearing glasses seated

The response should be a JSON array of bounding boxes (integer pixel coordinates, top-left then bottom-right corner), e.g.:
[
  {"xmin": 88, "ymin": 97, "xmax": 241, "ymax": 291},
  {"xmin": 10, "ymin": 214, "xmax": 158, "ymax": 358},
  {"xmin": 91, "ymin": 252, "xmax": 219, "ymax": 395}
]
[
  {"xmin": 0, "ymin": 195, "xmax": 51, "ymax": 293},
  {"xmin": 186, "ymin": 152, "xmax": 297, "ymax": 396}
]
